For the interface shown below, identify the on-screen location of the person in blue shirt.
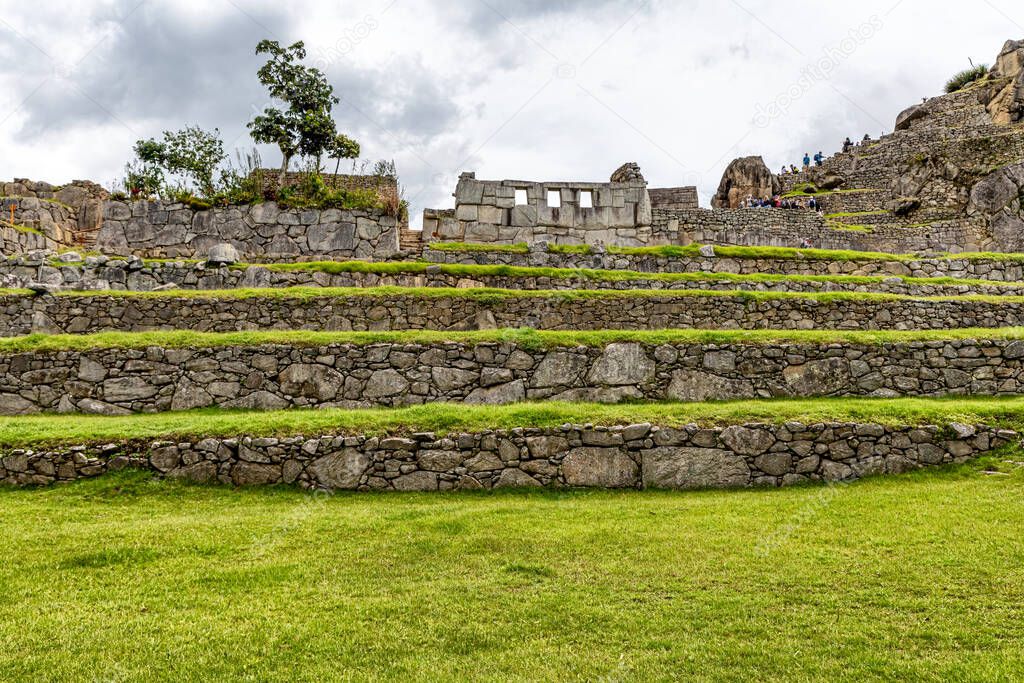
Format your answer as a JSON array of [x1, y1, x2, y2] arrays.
[[814, 151, 824, 166], [802, 153, 811, 170]]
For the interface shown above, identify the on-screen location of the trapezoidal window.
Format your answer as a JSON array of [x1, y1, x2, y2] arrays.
[[579, 190, 594, 208], [547, 190, 561, 208], [514, 189, 528, 205]]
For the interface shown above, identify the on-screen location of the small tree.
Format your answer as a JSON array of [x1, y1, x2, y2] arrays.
[[248, 39, 346, 185], [125, 138, 167, 197], [161, 126, 226, 198], [329, 133, 361, 178]]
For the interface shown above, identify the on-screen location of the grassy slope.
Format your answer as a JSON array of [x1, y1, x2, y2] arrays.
[[1, 467, 1023, 680], [242, 260, 1024, 289], [431, 241, 1024, 263], [3, 397, 1024, 447], [8, 326, 1024, 354], [5, 285, 1024, 305]]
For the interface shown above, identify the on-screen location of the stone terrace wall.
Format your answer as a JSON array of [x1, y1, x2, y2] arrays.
[[2, 422, 1014, 490], [422, 247, 1024, 281], [8, 258, 1024, 298], [649, 187, 699, 210], [7, 338, 1024, 416], [423, 172, 657, 247], [1, 179, 108, 251], [8, 291, 1024, 336], [96, 201, 401, 261], [656, 208, 986, 253]]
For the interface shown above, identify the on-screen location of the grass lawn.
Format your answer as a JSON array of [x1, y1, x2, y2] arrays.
[[1, 465, 1023, 680]]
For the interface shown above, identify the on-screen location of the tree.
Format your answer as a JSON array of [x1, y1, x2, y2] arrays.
[[248, 39, 346, 185], [160, 126, 226, 198], [329, 133, 361, 178], [126, 138, 168, 197]]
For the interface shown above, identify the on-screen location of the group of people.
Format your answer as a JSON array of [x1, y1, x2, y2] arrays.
[[741, 194, 819, 210], [779, 134, 875, 175]]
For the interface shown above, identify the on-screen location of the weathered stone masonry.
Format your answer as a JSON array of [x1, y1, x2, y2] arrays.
[[422, 247, 1024, 282], [5, 339, 1024, 416], [96, 201, 401, 261], [8, 291, 1024, 336], [1, 422, 1013, 491], [9, 258, 1024, 298]]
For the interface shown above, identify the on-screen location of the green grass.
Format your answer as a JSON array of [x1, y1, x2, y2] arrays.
[[156, 259, 1024, 290], [1, 465, 1024, 680], [10, 326, 1024, 354], [428, 241, 529, 253], [1, 221, 43, 235], [9, 284, 1024, 305], [824, 211, 890, 219], [3, 397, 1024, 448], [946, 64, 990, 93], [426, 240, 1024, 264]]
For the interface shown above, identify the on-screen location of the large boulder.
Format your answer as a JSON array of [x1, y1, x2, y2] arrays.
[[206, 242, 239, 265], [985, 39, 1024, 125], [610, 162, 645, 183], [711, 156, 780, 208]]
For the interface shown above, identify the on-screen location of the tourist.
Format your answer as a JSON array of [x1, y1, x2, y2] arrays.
[[842, 137, 853, 153], [809, 197, 817, 210], [803, 153, 811, 170], [790, 164, 799, 173], [814, 151, 824, 166], [800, 238, 813, 249]]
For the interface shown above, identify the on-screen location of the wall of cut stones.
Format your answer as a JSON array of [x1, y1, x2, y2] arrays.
[[423, 172, 657, 247], [1, 179, 108, 254], [5, 257, 1024, 298], [1, 422, 1013, 491], [7, 291, 1024, 336], [422, 247, 1024, 280], [96, 200, 401, 261], [654, 208, 986, 253], [6, 338, 1024, 416]]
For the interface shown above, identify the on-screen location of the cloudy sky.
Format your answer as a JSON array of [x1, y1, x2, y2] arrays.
[[0, 0, 1019, 225]]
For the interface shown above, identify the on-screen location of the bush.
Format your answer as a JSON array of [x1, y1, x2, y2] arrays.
[[945, 64, 989, 93]]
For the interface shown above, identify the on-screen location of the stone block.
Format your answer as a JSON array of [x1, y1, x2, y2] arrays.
[[562, 448, 638, 488]]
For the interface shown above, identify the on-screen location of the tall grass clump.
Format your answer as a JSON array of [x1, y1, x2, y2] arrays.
[[945, 64, 989, 93]]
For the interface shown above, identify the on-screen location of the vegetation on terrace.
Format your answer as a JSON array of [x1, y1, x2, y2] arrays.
[[6, 284, 1024, 305], [430, 241, 1024, 263], [2, 465, 1024, 679], [3, 397, 1024, 448], [227, 260, 1024, 290], [9, 327, 1024, 354]]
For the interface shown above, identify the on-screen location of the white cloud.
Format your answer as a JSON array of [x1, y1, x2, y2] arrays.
[[0, 0, 1019, 225]]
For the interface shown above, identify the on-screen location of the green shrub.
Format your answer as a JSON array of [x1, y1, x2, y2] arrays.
[[945, 64, 988, 93]]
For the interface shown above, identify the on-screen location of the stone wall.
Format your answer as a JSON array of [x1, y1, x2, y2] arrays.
[[6, 338, 1024, 416], [423, 170, 656, 247], [1, 179, 108, 251], [2, 421, 1014, 490], [96, 201, 401, 261], [8, 291, 1024, 336], [7, 257, 1024, 298], [649, 186, 700, 211], [422, 246, 1024, 281], [655, 208, 986, 253]]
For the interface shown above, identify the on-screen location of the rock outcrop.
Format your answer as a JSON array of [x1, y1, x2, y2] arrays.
[[711, 156, 781, 209], [984, 39, 1024, 125]]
